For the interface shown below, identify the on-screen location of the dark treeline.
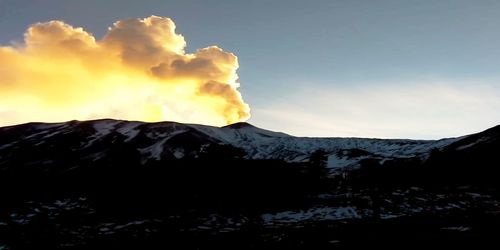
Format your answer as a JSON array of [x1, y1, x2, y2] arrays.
[[0, 153, 326, 218]]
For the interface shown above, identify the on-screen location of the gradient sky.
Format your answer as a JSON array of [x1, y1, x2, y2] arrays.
[[1, 0, 500, 139]]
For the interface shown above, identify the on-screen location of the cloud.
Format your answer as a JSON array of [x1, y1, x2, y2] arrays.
[[0, 16, 250, 127], [102, 16, 186, 67], [251, 81, 500, 139]]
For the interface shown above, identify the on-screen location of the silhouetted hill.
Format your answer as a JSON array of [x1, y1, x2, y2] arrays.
[[1, 119, 499, 249]]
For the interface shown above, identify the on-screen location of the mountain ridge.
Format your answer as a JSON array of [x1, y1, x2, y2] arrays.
[[2, 118, 465, 140], [0, 118, 484, 172]]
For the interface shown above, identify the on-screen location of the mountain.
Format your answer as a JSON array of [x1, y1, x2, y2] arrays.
[[1, 119, 500, 249], [0, 119, 459, 173]]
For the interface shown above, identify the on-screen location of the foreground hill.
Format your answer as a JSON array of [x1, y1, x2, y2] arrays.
[[0, 119, 499, 249]]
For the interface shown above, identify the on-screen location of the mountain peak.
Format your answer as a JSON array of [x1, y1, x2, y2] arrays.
[[222, 122, 255, 129]]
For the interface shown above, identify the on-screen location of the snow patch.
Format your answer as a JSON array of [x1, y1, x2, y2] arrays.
[[0, 143, 13, 150], [262, 206, 360, 225], [93, 120, 121, 135], [83, 120, 122, 147], [456, 136, 489, 151], [138, 138, 168, 161], [441, 226, 471, 232], [137, 129, 190, 161], [327, 154, 365, 169], [113, 220, 148, 230], [172, 148, 185, 159], [116, 122, 141, 142]]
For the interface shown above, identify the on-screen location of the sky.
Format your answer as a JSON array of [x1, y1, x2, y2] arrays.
[[1, 0, 500, 139]]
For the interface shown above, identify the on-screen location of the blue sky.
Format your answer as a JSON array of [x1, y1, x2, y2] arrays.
[[1, 0, 500, 139]]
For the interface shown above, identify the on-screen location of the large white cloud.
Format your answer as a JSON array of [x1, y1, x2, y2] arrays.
[[0, 16, 250, 127]]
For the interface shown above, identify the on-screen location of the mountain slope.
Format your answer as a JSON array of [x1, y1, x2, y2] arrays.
[[0, 119, 461, 172], [2, 119, 500, 249]]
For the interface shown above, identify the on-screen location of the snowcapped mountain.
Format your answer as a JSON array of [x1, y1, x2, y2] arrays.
[[0, 119, 461, 172]]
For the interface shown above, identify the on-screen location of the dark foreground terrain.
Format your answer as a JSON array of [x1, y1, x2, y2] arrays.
[[1, 120, 499, 249]]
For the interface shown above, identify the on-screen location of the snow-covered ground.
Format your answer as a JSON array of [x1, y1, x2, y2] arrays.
[[188, 122, 460, 168], [261, 206, 361, 225]]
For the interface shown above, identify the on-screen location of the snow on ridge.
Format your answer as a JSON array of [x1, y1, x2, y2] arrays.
[[188, 123, 289, 143], [37, 123, 68, 129], [181, 122, 462, 166], [92, 120, 122, 136], [224, 125, 290, 138], [188, 124, 232, 143], [1, 119, 465, 167], [213, 133, 458, 163], [116, 122, 142, 142], [80, 120, 123, 148], [22, 123, 69, 140], [455, 136, 489, 151], [67, 120, 462, 162]]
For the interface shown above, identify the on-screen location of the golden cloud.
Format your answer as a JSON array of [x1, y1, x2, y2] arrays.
[[0, 16, 250, 126]]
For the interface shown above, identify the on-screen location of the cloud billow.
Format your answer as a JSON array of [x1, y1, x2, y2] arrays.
[[0, 16, 250, 126]]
